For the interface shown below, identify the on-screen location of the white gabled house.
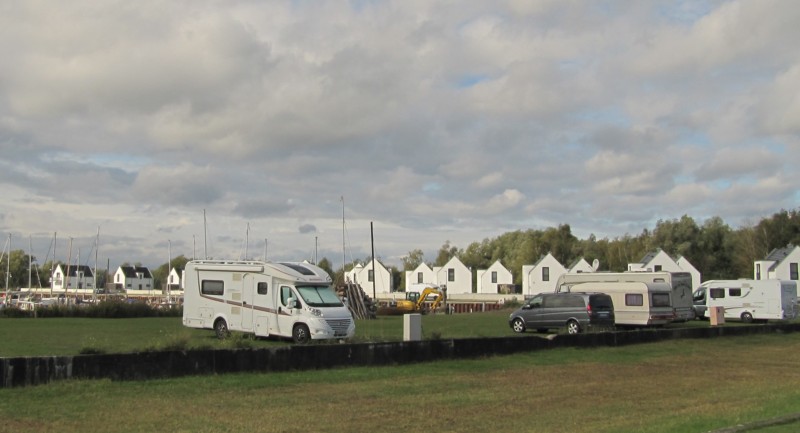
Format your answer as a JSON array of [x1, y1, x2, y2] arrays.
[[522, 253, 567, 295], [167, 267, 182, 293], [477, 260, 513, 294], [628, 249, 701, 289], [434, 256, 472, 295], [404, 262, 436, 291], [51, 264, 95, 292], [345, 260, 393, 294], [754, 245, 800, 282], [567, 257, 595, 274], [114, 265, 155, 292]]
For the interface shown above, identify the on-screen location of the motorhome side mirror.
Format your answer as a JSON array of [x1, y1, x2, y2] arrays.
[[522, 304, 531, 310], [287, 297, 299, 309]]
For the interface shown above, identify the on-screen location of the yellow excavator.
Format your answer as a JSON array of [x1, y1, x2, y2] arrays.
[[377, 286, 446, 315]]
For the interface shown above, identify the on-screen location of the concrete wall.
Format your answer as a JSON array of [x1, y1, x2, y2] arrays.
[[2, 323, 798, 388]]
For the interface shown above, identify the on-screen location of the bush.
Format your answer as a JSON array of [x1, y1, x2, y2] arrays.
[[2, 300, 183, 319]]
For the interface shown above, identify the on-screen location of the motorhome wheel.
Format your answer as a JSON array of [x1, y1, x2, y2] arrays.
[[741, 312, 754, 323], [214, 319, 229, 339], [293, 324, 310, 344]]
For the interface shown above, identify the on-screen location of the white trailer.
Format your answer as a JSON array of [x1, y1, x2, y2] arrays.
[[557, 281, 675, 326], [692, 279, 797, 323], [555, 271, 694, 321], [182, 260, 355, 343]]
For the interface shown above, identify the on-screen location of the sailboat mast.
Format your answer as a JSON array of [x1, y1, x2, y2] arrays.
[[341, 196, 345, 274]]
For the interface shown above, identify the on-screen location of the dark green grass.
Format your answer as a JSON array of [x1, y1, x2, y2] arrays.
[[1, 334, 800, 433]]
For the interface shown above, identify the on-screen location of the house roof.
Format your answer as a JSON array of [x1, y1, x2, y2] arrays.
[[118, 266, 153, 278], [57, 264, 94, 278], [763, 245, 798, 270]]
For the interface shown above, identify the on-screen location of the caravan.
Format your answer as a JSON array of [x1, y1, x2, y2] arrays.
[[555, 271, 694, 321], [692, 279, 797, 323], [557, 281, 675, 326], [182, 260, 355, 343]]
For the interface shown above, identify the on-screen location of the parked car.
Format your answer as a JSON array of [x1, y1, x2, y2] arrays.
[[508, 292, 615, 334]]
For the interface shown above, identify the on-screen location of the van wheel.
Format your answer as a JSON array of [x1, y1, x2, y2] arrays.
[[511, 318, 526, 333], [741, 312, 754, 323], [293, 324, 311, 344], [214, 319, 230, 339], [566, 320, 581, 335]]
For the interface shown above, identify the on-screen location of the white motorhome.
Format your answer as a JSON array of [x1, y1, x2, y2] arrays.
[[557, 281, 675, 326], [555, 271, 694, 321], [182, 260, 355, 343], [692, 279, 797, 323]]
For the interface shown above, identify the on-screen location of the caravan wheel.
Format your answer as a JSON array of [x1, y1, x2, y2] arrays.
[[293, 324, 310, 344], [214, 318, 230, 339]]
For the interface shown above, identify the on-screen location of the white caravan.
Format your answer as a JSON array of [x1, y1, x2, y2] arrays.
[[692, 279, 797, 323], [557, 281, 675, 326], [182, 260, 355, 343], [555, 271, 694, 321]]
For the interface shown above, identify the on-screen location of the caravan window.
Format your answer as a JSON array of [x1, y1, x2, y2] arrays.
[[257, 282, 268, 295], [201, 280, 224, 296], [651, 293, 670, 307], [729, 288, 741, 297], [710, 288, 725, 299], [625, 294, 643, 306]]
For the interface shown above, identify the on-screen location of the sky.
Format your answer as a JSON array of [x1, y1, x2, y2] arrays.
[[1, 0, 799, 273]]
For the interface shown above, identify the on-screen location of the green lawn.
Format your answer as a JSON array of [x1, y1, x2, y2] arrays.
[[1, 333, 799, 433], [0, 310, 738, 357]]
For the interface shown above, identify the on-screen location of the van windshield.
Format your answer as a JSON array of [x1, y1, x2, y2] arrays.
[[296, 285, 343, 307]]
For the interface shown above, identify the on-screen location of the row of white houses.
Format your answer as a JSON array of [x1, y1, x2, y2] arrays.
[[49, 264, 182, 294], [371, 245, 799, 296], [41, 244, 800, 297]]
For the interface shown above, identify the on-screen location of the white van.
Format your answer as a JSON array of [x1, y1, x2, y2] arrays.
[[692, 279, 797, 323], [555, 271, 694, 321], [182, 260, 355, 343], [557, 281, 675, 326]]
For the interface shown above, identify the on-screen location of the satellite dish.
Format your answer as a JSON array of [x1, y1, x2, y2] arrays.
[[591, 259, 600, 272]]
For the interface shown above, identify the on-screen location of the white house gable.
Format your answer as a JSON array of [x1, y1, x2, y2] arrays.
[[477, 260, 513, 294], [523, 253, 566, 295], [404, 263, 435, 291], [434, 257, 472, 295], [755, 245, 800, 282]]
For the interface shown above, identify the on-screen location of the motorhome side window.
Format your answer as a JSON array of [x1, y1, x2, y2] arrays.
[[710, 288, 725, 299], [201, 280, 224, 296], [651, 293, 670, 307], [257, 282, 268, 295], [729, 288, 741, 297], [625, 294, 643, 306]]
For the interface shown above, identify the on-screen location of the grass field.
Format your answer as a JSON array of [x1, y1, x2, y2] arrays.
[[0, 311, 525, 357], [0, 309, 729, 357], [1, 331, 799, 432]]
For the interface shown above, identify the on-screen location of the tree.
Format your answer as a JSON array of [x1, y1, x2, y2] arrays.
[[401, 249, 424, 271], [316, 257, 334, 280], [434, 241, 459, 267]]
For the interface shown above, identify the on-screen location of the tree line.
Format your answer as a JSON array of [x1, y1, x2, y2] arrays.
[[2, 209, 798, 292]]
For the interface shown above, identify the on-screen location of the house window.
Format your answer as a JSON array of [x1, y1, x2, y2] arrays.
[[791, 263, 798, 280], [491, 271, 497, 284], [417, 272, 423, 283], [368, 270, 374, 282], [542, 267, 550, 282], [756, 264, 761, 280], [625, 294, 643, 306], [116, 274, 121, 283], [448, 268, 455, 282], [654, 265, 662, 271]]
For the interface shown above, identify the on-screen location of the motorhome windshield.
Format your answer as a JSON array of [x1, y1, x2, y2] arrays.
[[296, 285, 343, 307]]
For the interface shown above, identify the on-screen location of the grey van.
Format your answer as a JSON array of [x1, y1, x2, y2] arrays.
[[509, 292, 615, 334]]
